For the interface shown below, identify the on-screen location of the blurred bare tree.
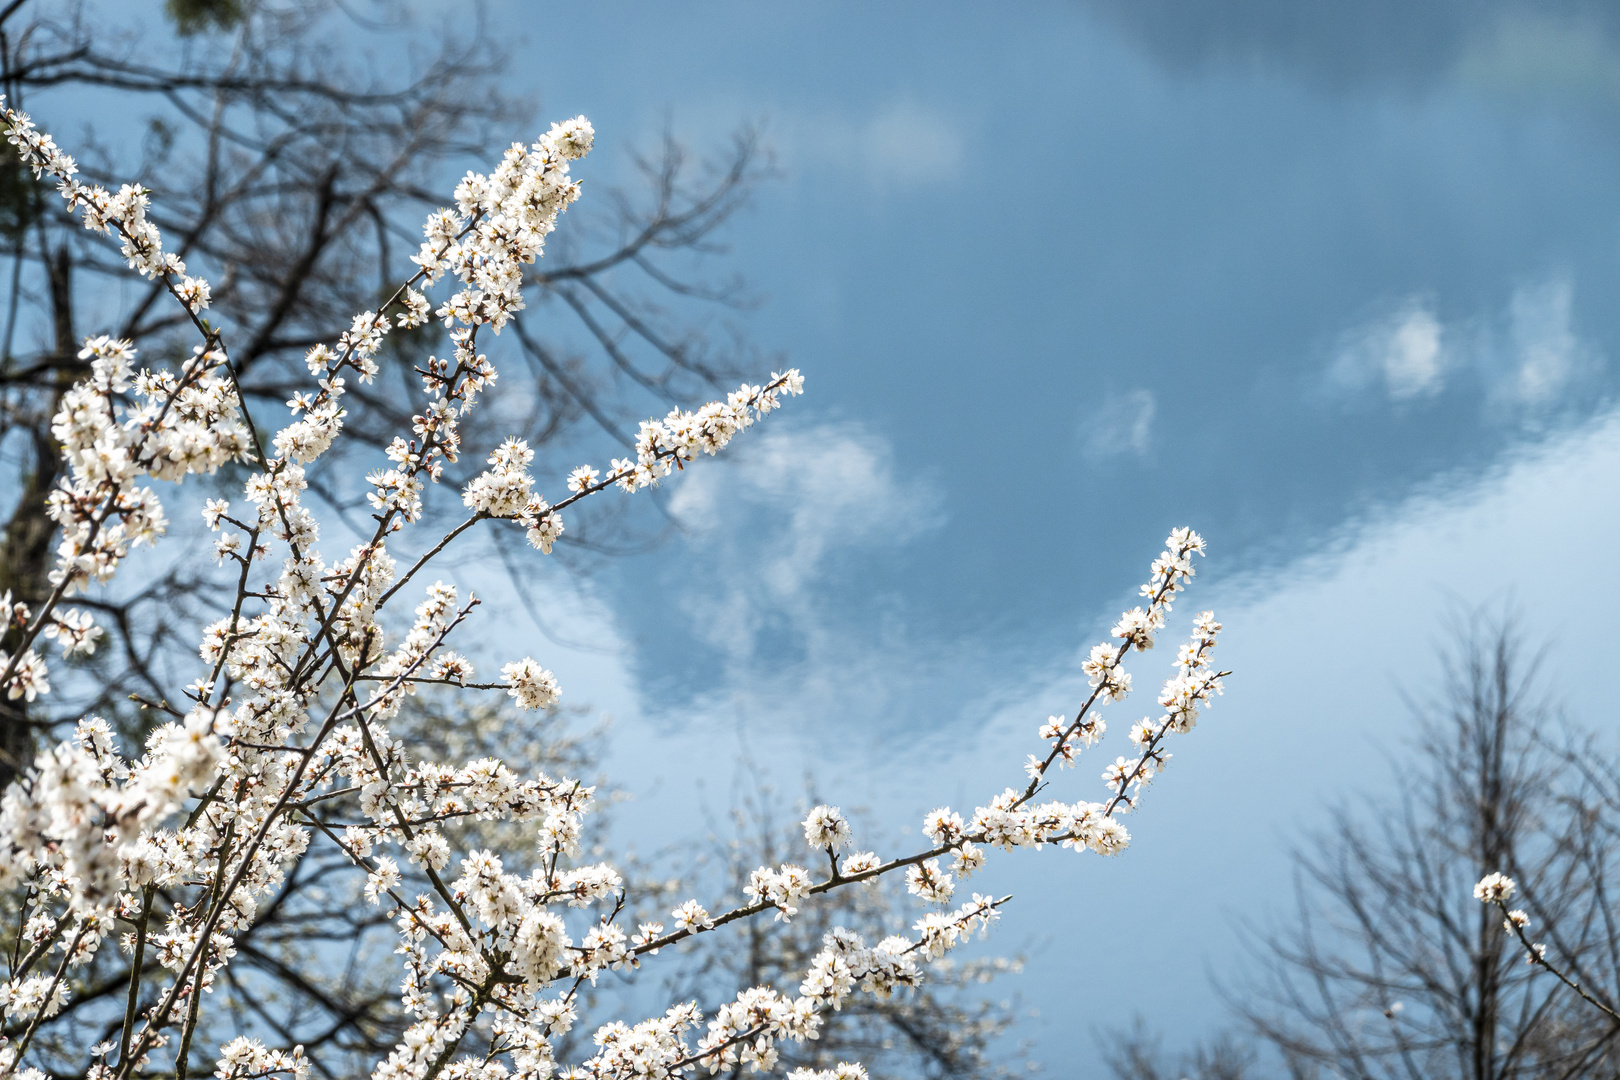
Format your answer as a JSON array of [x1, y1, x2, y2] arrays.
[[0, 0, 780, 1071], [1101, 1018, 1256, 1080], [1104, 614, 1620, 1080], [0, 0, 769, 787]]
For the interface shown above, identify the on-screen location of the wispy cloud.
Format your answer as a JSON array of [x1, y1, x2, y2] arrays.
[[667, 421, 941, 663], [1079, 389, 1156, 460], [1324, 276, 1602, 415], [1329, 298, 1447, 400], [1502, 277, 1597, 410], [858, 100, 964, 186], [775, 99, 967, 190]]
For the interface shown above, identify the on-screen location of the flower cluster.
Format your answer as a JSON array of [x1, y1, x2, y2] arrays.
[[1081, 528, 1205, 706], [1040, 530, 1223, 812], [1105, 608, 1223, 809], [0, 331, 255, 704], [799, 895, 1001, 1013], [608, 374, 805, 495], [502, 658, 560, 711], [419, 117, 594, 321], [691, 986, 818, 1074], [215, 1037, 309, 1080], [746, 864, 817, 921], [1474, 872, 1515, 903], [1472, 872, 1552, 970], [8, 113, 180, 282], [460, 371, 806, 556], [803, 805, 853, 852], [0, 710, 222, 916]]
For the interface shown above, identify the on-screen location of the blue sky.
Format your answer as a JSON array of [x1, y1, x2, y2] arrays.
[[488, 0, 1620, 633]]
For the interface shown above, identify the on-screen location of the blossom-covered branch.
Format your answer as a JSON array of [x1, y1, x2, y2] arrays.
[[0, 98, 1227, 1080], [1474, 872, 1620, 1025]]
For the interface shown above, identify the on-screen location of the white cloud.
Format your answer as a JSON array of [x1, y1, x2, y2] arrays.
[[776, 99, 966, 190], [1383, 306, 1446, 399], [1080, 388, 1156, 460], [1330, 298, 1447, 400], [1504, 276, 1595, 409], [667, 421, 941, 662], [859, 100, 964, 186], [1326, 276, 1603, 414]]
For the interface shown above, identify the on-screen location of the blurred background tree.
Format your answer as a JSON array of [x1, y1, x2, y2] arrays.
[[0, 0, 768, 786], [1104, 614, 1620, 1079]]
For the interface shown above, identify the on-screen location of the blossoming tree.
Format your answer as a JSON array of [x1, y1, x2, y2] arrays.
[[0, 102, 1229, 1080], [0, 0, 769, 791]]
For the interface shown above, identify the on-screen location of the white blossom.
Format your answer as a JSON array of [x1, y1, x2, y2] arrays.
[[1475, 872, 1516, 903], [502, 658, 559, 711], [804, 805, 853, 852]]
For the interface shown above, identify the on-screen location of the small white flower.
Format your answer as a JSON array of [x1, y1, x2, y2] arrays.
[[1474, 872, 1516, 903]]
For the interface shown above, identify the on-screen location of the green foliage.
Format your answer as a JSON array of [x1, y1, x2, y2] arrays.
[[163, 0, 245, 36], [0, 158, 42, 244]]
